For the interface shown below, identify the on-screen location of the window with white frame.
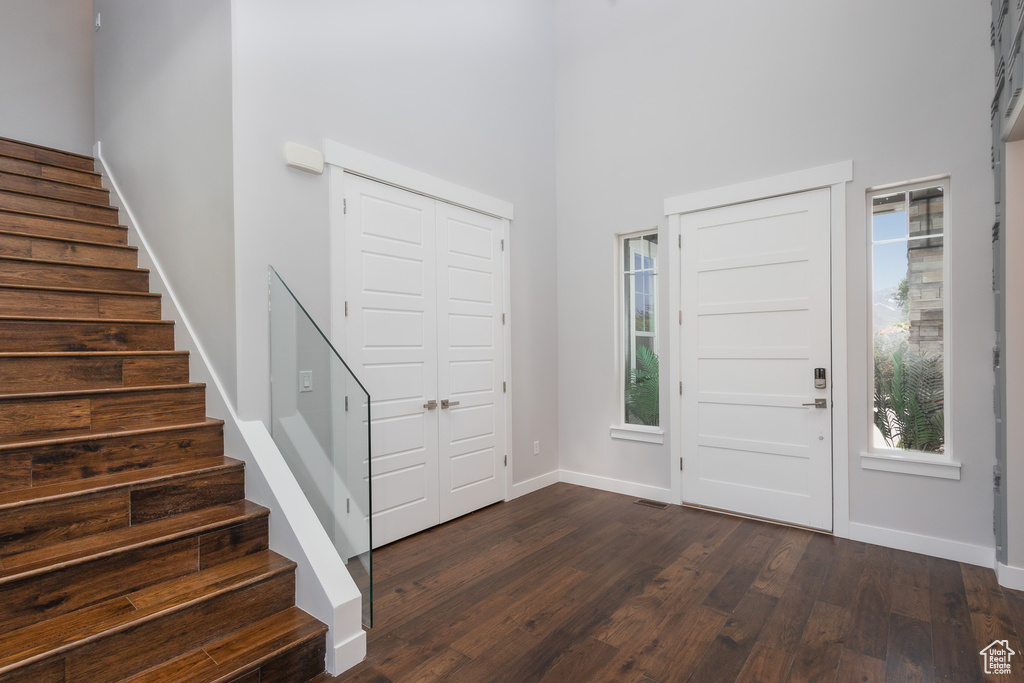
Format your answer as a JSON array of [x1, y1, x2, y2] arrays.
[[869, 179, 947, 455], [621, 231, 659, 426]]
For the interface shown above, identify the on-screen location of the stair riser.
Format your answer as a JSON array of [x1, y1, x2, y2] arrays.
[[0, 173, 109, 208], [130, 467, 246, 525], [0, 232, 137, 268], [0, 289, 160, 320], [258, 634, 328, 683], [0, 259, 148, 292], [0, 490, 129, 557], [0, 421, 221, 492], [66, 571, 296, 683], [0, 467, 244, 557], [0, 211, 127, 245], [0, 139, 95, 173], [199, 516, 270, 570], [0, 387, 206, 440], [0, 514, 269, 639], [0, 191, 118, 225], [0, 657, 62, 683], [0, 156, 102, 189], [0, 354, 189, 395], [0, 320, 174, 352]]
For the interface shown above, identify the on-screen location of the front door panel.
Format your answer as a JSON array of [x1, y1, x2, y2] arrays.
[[681, 188, 833, 530]]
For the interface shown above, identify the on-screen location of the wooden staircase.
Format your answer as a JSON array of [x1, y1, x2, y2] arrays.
[[0, 137, 329, 683]]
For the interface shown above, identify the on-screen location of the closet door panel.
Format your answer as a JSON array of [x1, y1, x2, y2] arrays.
[[344, 175, 440, 548], [436, 202, 506, 523]]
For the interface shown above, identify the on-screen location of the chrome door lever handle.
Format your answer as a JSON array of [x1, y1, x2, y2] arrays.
[[802, 398, 828, 408], [423, 399, 437, 410], [441, 399, 460, 409]]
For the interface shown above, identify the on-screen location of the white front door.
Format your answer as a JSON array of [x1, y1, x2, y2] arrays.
[[343, 175, 506, 547], [680, 188, 833, 531]]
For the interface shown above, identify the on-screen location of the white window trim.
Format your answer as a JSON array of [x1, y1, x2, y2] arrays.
[[864, 176, 957, 479], [860, 450, 961, 480], [610, 424, 665, 444], [613, 228, 662, 439]]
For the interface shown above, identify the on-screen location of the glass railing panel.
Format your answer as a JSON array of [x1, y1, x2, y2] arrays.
[[268, 266, 372, 627]]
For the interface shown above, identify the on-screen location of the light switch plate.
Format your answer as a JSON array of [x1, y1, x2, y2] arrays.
[[299, 370, 313, 393]]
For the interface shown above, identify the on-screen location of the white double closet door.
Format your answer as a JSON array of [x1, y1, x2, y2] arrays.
[[342, 174, 506, 548]]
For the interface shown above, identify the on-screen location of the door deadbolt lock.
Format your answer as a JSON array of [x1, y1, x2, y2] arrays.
[[814, 368, 827, 389], [802, 398, 828, 409]]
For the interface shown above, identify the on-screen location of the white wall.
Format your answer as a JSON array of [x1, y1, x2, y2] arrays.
[[93, 0, 237, 406], [0, 0, 94, 154], [231, 0, 559, 486], [555, 0, 996, 551]]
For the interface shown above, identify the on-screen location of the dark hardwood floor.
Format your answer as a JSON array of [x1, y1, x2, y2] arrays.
[[330, 483, 1024, 683]]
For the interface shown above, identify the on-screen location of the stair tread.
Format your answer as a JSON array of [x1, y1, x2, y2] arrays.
[[0, 186, 116, 209], [0, 207, 128, 230], [0, 155, 103, 188], [0, 191, 118, 229], [0, 137, 95, 163], [0, 253, 147, 273], [0, 382, 204, 401], [0, 282, 159, 297], [0, 384, 208, 446], [0, 168, 110, 195], [123, 606, 327, 683], [0, 171, 111, 210], [0, 314, 171, 324], [0, 417, 221, 452], [0, 227, 136, 251], [0, 350, 188, 358], [0, 499, 268, 578], [0, 456, 241, 510], [0, 549, 295, 674]]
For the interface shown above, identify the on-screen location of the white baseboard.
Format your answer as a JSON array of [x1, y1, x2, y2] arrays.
[[509, 470, 560, 499], [333, 628, 367, 674], [848, 522, 995, 567], [559, 469, 671, 503], [997, 562, 1024, 591]]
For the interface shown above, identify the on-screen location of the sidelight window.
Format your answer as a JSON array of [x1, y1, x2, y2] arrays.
[[621, 231, 659, 427], [869, 179, 948, 455]]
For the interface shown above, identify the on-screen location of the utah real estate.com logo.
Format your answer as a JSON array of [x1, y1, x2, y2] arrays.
[[980, 640, 1016, 675]]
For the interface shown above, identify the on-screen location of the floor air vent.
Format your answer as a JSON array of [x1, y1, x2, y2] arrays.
[[634, 498, 668, 509]]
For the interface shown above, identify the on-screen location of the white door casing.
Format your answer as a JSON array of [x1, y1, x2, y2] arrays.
[[341, 174, 507, 547], [680, 188, 834, 531]]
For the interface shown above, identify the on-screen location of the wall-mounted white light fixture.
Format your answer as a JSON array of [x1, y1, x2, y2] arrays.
[[284, 142, 324, 175]]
